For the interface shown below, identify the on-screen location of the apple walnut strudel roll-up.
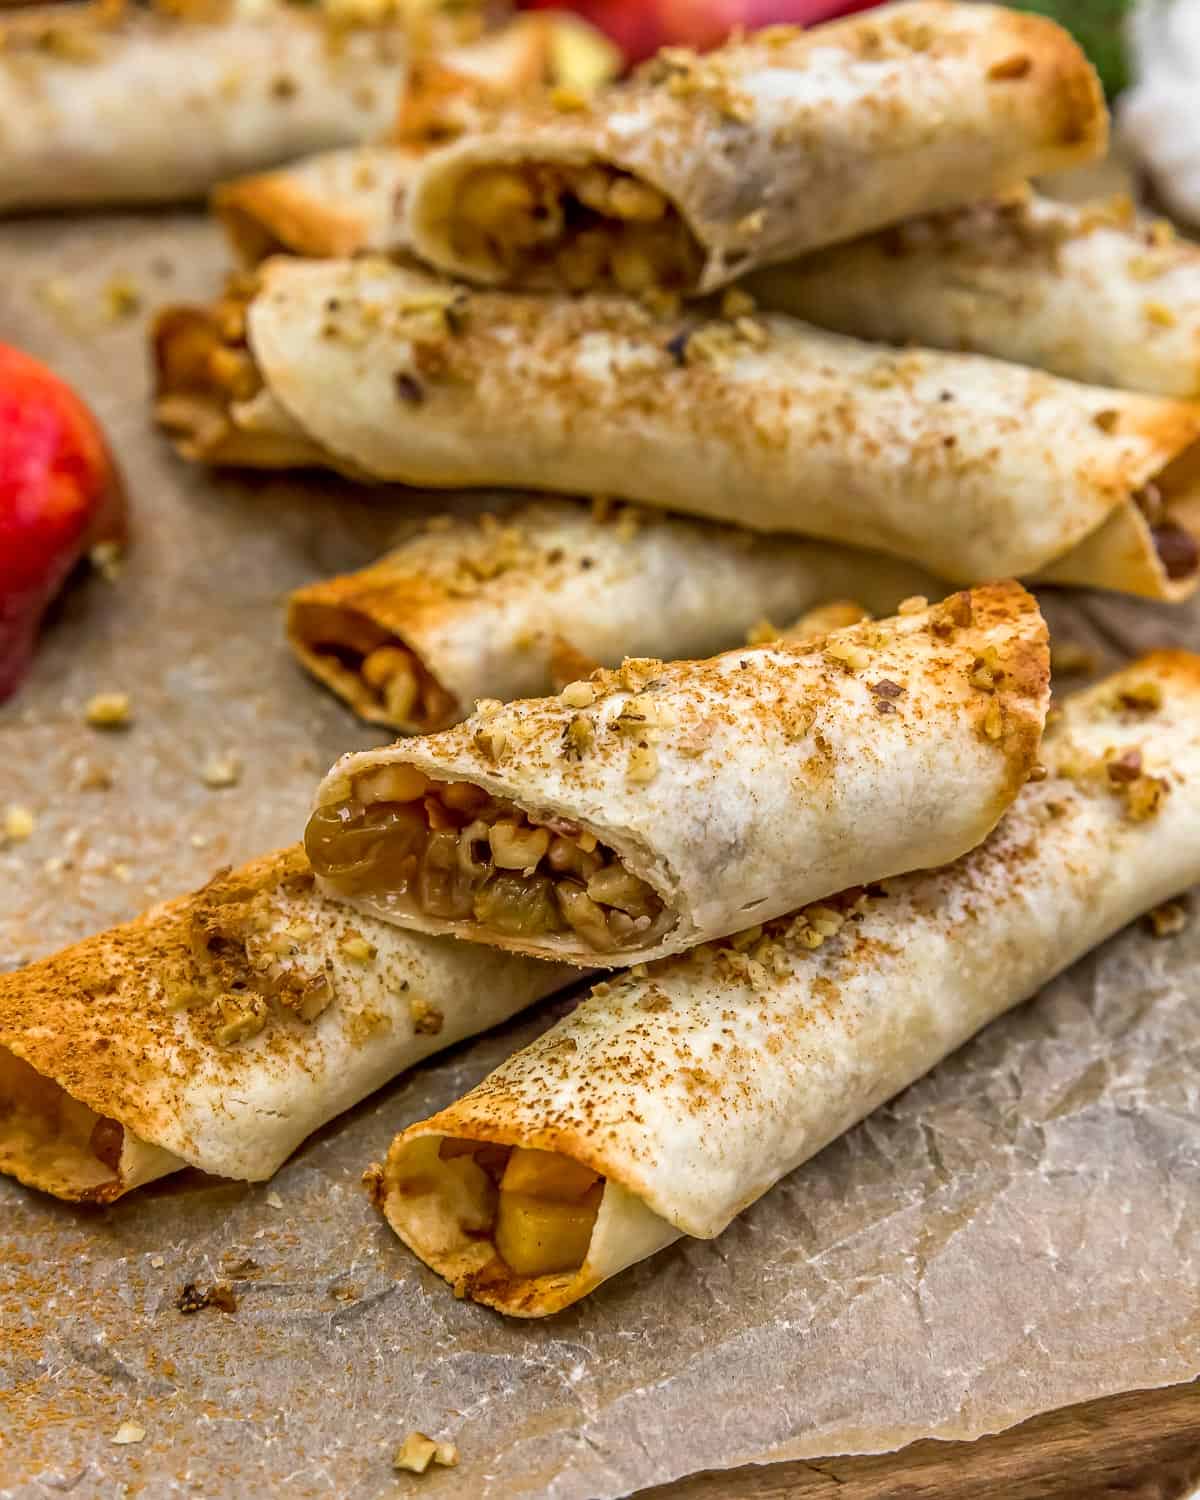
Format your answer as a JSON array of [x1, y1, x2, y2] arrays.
[[748, 194, 1200, 399], [0, 0, 408, 213], [402, 1, 1105, 296], [286, 499, 939, 733], [374, 651, 1200, 1316], [0, 848, 571, 1203], [152, 257, 1200, 598], [305, 581, 1049, 967]]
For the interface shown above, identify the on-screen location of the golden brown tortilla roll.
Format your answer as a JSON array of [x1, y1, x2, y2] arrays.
[[306, 582, 1049, 966], [748, 193, 1200, 399], [376, 652, 1200, 1315], [0, 0, 407, 212], [286, 499, 939, 732], [404, 2, 1105, 296], [154, 256, 1200, 600], [0, 848, 570, 1202]]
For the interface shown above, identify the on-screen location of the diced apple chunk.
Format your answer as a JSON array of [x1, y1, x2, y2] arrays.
[[494, 1184, 603, 1277], [500, 1146, 600, 1201]]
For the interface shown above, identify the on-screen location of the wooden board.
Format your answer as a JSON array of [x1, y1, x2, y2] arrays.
[[641, 1380, 1200, 1499]]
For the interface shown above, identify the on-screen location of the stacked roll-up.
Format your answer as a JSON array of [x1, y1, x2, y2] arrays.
[[155, 255, 1200, 598], [376, 652, 1200, 1314]]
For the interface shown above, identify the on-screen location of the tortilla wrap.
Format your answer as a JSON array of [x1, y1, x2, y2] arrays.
[[157, 255, 1200, 600], [377, 651, 1200, 1316], [211, 17, 562, 263], [287, 498, 939, 733], [0, 1, 409, 212], [0, 847, 570, 1203], [748, 193, 1200, 399], [306, 581, 1049, 966], [404, 2, 1105, 297]]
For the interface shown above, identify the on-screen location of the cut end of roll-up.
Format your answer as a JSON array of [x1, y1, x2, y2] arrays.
[[1039, 433, 1200, 600], [0, 1047, 182, 1204], [376, 1130, 679, 1318], [152, 282, 334, 469], [307, 581, 1049, 966], [405, 2, 1106, 296], [288, 593, 462, 734]]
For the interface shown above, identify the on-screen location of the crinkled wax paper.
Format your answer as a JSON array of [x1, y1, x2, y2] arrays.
[[2, 215, 1199, 1500]]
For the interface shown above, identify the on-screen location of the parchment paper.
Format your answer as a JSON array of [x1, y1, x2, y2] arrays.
[[2, 213, 1200, 1500]]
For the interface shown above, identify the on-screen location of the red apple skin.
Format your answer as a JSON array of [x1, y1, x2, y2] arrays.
[[523, 0, 879, 61], [0, 344, 127, 702]]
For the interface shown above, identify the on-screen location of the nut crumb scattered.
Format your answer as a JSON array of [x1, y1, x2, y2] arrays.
[[85, 692, 132, 729], [1146, 900, 1188, 938], [89, 540, 125, 581], [201, 753, 242, 788], [175, 1280, 237, 1315], [266, 1190, 284, 1209], [409, 995, 443, 1035], [897, 595, 928, 615], [393, 1432, 459, 1474], [2, 805, 35, 843], [112, 1422, 146, 1446], [149, 1255, 165, 1269]]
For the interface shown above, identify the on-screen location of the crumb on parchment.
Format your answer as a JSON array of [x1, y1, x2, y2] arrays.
[[85, 692, 132, 729], [393, 1432, 459, 1475]]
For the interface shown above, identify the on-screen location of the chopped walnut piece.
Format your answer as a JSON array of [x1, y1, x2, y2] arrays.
[[982, 700, 1004, 741], [746, 618, 780, 645], [409, 995, 444, 1035], [627, 741, 659, 785], [340, 934, 377, 963], [824, 640, 870, 673], [111, 1422, 146, 1446], [201, 753, 242, 789], [85, 692, 132, 729], [1146, 900, 1188, 938], [1106, 749, 1143, 784], [393, 1433, 458, 1474], [561, 680, 597, 709], [897, 595, 928, 615], [473, 723, 509, 763], [1124, 773, 1169, 822], [2, 804, 35, 843]]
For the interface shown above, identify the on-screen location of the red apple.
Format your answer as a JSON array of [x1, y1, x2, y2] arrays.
[[0, 344, 127, 701], [522, 0, 879, 62]]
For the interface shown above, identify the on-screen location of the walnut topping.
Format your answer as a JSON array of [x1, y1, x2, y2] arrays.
[[1106, 748, 1143, 784], [215, 995, 269, 1046], [931, 592, 973, 637], [982, 699, 1004, 741], [473, 723, 510, 763], [563, 714, 595, 760], [746, 618, 780, 645], [1093, 409, 1120, 434], [720, 287, 757, 320], [824, 639, 870, 673], [340, 934, 377, 963], [561, 680, 597, 709], [627, 741, 659, 785], [1123, 772, 1169, 822], [1146, 900, 1188, 938], [1115, 680, 1164, 715], [393, 1433, 458, 1474], [897, 595, 928, 615], [111, 1423, 146, 1446], [1051, 640, 1097, 678], [409, 995, 443, 1035]]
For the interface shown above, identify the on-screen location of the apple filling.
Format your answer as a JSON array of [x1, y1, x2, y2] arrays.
[[439, 1140, 603, 1278], [289, 602, 460, 730], [305, 764, 670, 952], [449, 161, 703, 292], [0, 1046, 126, 1187]]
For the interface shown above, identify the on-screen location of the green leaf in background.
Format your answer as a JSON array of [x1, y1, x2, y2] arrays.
[[1006, 0, 1135, 95]]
